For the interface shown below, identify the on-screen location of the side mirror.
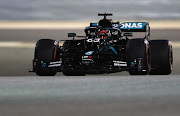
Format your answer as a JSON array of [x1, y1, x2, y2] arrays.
[[68, 33, 76, 37], [124, 32, 133, 37]]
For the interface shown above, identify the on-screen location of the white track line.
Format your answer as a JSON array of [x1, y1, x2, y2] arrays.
[[0, 41, 64, 48], [0, 41, 179, 48], [171, 42, 180, 48], [0, 21, 180, 29], [0, 42, 35, 48], [0, 22, 89, 29]]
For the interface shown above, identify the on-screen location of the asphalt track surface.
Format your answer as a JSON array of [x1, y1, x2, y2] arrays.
[[0, 29, 180, 116], [1, 76, 180, 116]]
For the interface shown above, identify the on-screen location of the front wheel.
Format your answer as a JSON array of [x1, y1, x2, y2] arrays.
[[34, 39, 58, 76]]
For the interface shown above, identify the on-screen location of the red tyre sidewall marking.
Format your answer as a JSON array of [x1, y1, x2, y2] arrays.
[[169, 41, 172, 72], [146, 42, 150, 72], [54, 43, 59, 61]]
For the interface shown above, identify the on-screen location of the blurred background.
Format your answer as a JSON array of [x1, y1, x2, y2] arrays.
[[1, 0, 180, 21], [0, 0, 180, 76]]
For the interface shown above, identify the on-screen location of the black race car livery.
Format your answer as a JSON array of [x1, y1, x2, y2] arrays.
[[30, 13, 173, 76]]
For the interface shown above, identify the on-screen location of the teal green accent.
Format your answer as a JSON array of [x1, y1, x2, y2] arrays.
[[92, 23, 98, 26], [109, 46, 118, 55], [131, 62, 134, 66], [99, 46, 118, 55], [43, 63, 46, 68]]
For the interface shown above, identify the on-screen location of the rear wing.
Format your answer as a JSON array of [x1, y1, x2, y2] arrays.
[[120, 22, 150, 40]]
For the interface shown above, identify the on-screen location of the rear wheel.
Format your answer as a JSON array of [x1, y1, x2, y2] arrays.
[[149, 40, 173, 75], [127, 38, 150, 75], [34, 39, 58, 76]]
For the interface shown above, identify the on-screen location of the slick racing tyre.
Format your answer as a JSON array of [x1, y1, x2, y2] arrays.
[[149, 40, 173, 75], [34, 39, 59, 76], [127, 38, 150, 75]]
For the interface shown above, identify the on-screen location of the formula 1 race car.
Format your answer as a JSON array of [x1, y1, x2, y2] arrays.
[[29, 13, 173, 76]]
